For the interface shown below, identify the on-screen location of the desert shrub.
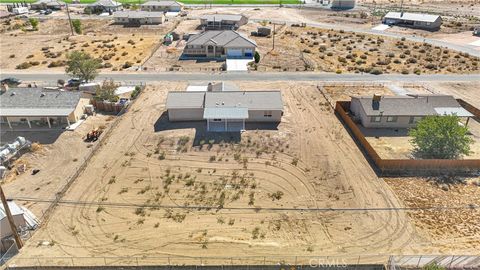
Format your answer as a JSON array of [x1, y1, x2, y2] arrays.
[[369, 68, 383, 75], [122, 61, 133, 69], [16, 62, 32, 69]]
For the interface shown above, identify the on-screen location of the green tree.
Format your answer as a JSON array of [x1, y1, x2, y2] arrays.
[[29, 18, 39, 31], [409, 115, 473, 159], [72, 19, 82, 34], [254, 51, 260, 63], [423, 263, 445, 270], [65, 51, 101, 82], [95, 80, 119, 102]]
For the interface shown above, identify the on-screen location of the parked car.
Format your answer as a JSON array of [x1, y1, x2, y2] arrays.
[[44, 9, 52, 15], [1, 77, 21, 86], [67, 78, 85, 88]]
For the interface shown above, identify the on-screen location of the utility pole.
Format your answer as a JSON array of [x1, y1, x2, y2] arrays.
[[65, 3, 74, 36], [0, 185, 23, 249]]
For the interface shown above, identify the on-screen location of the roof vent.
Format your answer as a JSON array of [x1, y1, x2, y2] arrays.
[[222, 101, 225, 105], [10, 92, 16, 96], [40, 93, 46, 97]]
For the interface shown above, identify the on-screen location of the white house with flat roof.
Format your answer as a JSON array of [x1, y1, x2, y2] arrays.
[[382, 12, 442, 31], [166, 82, 283, 132]]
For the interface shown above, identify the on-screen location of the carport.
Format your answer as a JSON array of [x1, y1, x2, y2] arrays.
[[203, 107, 248, 132]]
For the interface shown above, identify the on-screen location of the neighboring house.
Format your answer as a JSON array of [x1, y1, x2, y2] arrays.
[[200, 14, 248, 30], [0, 201, 38, 240], [330, 0, 355, 9], [113, 11, 165, 25], [140, 0, 184, 12], [474, 26, 480, 37], [382, 12, 442, 31], [183, 30, 256, 59], [0, 88, 89, 129], [350, 94, 474, 128], [87, 0, 122, 13], [166, 82, 283, 132], [30, 0, 65, 10]]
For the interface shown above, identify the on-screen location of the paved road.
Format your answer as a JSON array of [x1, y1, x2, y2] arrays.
[[2, 72, 479, 83]]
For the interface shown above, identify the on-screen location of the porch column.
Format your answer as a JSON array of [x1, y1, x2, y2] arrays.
[[26, 117, 31, 128], [67, 117, 71, 127], [6, 117, 12, 129], [46, 116, 51, 128], [242, 119, 245, 131], [207, 119, 210, 131], [224, 119, 227, 131]]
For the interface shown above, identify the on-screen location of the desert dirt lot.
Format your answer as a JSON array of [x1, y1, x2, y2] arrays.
[[0, 18, 174, 71], [8, 81, 480, 267]]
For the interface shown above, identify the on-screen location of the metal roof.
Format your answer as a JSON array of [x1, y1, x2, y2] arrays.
[[187, 30, 256, 48], [113, 11, 165, 18], [0, 201, 39, 229], [200, 14, 246, 22], [205, 91, 283, 110], [0, 88, 81, 117], [142, 0, 183, 6], [203, 107, 248, 119], [166, 92, 205, 109], [352, 95, 467, 117], [383, 12, 441, 23]]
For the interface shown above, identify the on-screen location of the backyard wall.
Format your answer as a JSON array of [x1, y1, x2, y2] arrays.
[[335, 100, 480, 176]]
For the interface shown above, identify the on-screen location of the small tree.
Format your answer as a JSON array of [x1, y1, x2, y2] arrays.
[[66, 51, 101, 82], [254, 51, 260, 63], [409, 115, 473, 159], [95, 80, 119, 102], [29, 18, 39, 31], [72, 19, 82, 34]]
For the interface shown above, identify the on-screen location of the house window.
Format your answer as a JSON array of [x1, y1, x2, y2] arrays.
[[409, 116, 423, 124], [386, 116, 398, 122], [264, 111, 272, 117], [370, 116, 381, 123]]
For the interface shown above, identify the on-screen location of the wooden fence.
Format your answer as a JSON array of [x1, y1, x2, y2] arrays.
[[335, 101, 480, 176], [90, 100, 126, 114]]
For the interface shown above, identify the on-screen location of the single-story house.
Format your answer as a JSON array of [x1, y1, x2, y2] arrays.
[[0, 88, 89, 129], [87, 0, 122, 13], [166, 83, 283, 132], [140, 0, 184, 12], [474, 26, 480, 37], [1, 201, 38, 240], [183, 30, 256, 59], [200, 14, 248, 30], [330, 0, 355, 10], [350, 94, 474, 128], [113, 11, 165, 25], [30, 0, 65, 10], [382, 12, 442, 31]]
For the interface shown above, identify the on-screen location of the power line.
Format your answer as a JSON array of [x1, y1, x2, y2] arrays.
[[10, 197, 480, 212]]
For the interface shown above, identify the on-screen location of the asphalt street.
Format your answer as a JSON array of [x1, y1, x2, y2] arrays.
[[2, 72, 479, 83]]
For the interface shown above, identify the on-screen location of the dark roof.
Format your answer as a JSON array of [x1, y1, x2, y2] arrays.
[[0, 88, 81, 117], [352, 95, 465, 116], [187, 30, 256, 48]]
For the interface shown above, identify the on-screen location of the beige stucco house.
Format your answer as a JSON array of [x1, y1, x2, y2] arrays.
[[113, 11, 165, 25], [0, 88, 89, 129], [200, 14, 248, 30], [140, 0, 184, 12], [166, 82, 283, 132], [183, 30, 256, 59], [350, 94, 473, 128]]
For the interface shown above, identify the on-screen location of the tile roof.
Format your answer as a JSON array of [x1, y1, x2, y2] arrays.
[[0, 88, 81, 117], [352, 95, 467, 116], [384, 12, 441, 23], [187, 30, 256, 47]]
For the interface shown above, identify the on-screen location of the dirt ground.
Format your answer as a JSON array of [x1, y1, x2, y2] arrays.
[[1, 114, 114, 218], [7, 81, 479, 267], [0, 18, 174, 71]]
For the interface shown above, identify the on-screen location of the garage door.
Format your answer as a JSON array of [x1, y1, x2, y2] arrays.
[[227, 49, 242, 57]]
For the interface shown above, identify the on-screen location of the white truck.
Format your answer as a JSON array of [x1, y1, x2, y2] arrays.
[[13, 7, 29, 15]]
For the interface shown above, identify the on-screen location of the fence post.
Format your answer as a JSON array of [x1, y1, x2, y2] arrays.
[[104, 257, 107, 266], [71, 257, 74, 266]]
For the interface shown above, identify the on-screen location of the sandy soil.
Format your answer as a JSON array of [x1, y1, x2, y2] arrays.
[[365, 118, 480, 160], [0, 18, 174, 71], [8, 81, 480, 267], [1, 114, 114, 218]]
